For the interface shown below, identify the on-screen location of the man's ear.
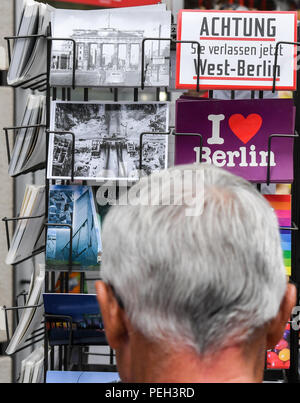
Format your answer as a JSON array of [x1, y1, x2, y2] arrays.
[[95, 281, 128, 350], [266, 283, 297, 350]]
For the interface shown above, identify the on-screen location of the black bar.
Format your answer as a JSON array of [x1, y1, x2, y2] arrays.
[[156, 87, 160, 102], [50, 346, 55, 371], [4, 128, 11, 164], [44, 331, 49, 380], [2, 303, 43, 312], [24, 332, 45, 344], [113, 88, 118, 102], [4, 34, 46, 40], [80, 273, 85, 294], [110, 348, 114, 366], [37, 86, 47, 93], [45, 271, 49, 295], [12, 73, 47, 90], [64, 345, 69, 371], [0, 70, 7, 87], [84, 88, 89, 102], [2, 214, 45, 222], [6, 39, 11, 65], [3, 306, 10, 341], [59, 273, 64, 294], [30, 325, 46, 335], [4, 124, 47, 131], [21, 76, 47, 90], [59, 346, 63, 371], [19, 73, 47, 89], [4, 219, 10, 250], [51, 272, 56, 293], [83, 351, 115, 358], [65, 272, 69, 294]]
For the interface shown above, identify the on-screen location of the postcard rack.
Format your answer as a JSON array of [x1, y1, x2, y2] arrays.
[[1, 12, 300, 384], [2, 215, 46, 265], [2, 124, 47, 177], [2, 301, 45, 356]]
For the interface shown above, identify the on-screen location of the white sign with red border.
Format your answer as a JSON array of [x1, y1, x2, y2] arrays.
[[176, 10, 298, 91]]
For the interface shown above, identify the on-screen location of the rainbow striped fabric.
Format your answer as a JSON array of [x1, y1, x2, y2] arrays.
[[264, 195, 291, 277]]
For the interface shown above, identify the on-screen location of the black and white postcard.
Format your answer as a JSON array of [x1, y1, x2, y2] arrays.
[[48, 101, 169, 181], [50, 8, 171, 87]]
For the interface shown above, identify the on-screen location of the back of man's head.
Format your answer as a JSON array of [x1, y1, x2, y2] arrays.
[[97, 164, 295, 383]]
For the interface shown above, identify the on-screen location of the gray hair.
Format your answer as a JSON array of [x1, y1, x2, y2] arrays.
[[100, 164, 287, 355]]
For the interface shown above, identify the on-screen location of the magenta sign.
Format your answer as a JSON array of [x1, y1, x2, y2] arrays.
[[175, 98, 295, 183]]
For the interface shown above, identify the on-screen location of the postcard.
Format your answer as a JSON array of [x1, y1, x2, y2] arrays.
[[50, 8, 171, 87], [46, 185, 102, 271], [43, 293, 107, 346], [48, 101, 169, 181]]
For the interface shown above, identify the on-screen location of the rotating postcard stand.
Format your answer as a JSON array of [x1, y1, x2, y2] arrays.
[[139, 34, 300, 383], [2, 13, 300, 383]]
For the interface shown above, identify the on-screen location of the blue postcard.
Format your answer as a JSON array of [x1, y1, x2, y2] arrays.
[[43, 293, 107, 346], [46, 185, 102, 270]]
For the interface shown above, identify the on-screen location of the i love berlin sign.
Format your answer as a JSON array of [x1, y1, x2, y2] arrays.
[[52, 0, 161, 7], [175, 98, 295, 183]]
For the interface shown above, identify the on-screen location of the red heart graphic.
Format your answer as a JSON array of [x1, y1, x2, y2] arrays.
[[229, 114, 263, 144]]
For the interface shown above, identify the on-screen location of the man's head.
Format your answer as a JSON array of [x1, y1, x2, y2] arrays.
[[96, 164, 296, 383]]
